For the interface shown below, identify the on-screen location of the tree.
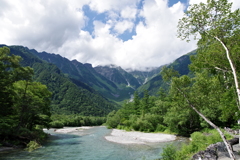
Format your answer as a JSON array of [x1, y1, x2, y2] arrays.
[[0, 47, 33, 115], [133, 91, 141, 115], [0, 47, 33, 136], [177, 0, 240, 159], [177, 0, 240, 109], [0, 46, 52, 147], [170, 74, 236, 159], [13, 80, 52, 132], [141, 90, 150, 118]]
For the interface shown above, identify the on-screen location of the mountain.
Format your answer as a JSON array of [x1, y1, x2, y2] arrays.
[[32, 51, 135, 102], [1, 44, 196, 106], [137, 51, 196, 96], [94, 64, 141, 89], [126, 66, 163, 85], [1, 45, 119, 116]]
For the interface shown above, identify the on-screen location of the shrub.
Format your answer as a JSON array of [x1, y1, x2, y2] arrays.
[[160, 144, 177, 160], [155, 124, 167, 132], [26, 141, 41, 152], [163, 129, 233, 159]]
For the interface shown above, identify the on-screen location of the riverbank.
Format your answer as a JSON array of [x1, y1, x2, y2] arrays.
[[105, 129, 176, 144], [48, 126, 93, 133], [0, 147, 15, 152]]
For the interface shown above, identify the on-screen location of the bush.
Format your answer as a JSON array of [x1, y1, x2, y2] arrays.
[[160, 144, 177, 160], [155, 124, 167, 132], [26, 141, 41, 152], [164, 129, 233, 159], [131, 118, 154, 132]]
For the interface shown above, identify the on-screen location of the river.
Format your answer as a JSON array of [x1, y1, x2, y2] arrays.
[[0, 126, 187, 160]]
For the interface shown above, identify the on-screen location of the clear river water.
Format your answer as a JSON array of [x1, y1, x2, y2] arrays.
[[0, 126, 188, 160]]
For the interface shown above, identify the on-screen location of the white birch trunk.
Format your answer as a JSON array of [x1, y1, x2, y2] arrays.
[[177, 87, 236, 160], [214, 36, 240, 110]]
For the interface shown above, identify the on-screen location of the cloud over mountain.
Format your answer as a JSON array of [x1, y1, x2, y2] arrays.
[[0, 0, 239, 70]]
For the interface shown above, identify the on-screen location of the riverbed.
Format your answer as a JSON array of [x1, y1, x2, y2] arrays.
[[0, 126, 188, 160]]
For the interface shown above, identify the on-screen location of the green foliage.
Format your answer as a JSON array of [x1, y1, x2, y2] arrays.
[[106, 110, 120, 128], [13, 80, 52, 131], [26, 141, 41, 152], [160, 129, 232, 160], [160, 144, 177, 160], [50, 121, 64, 128], [106, 91, 168, 133], [179, 129, 232, 159], [155, 124, 167, 132], [50, 114, 106, 128], [0, 46, 51, 149], [5, 45, 119, 116]]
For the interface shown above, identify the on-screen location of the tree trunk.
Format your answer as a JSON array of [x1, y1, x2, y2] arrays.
[[214, 36, 240, 110], [177, 87, 236, 160]]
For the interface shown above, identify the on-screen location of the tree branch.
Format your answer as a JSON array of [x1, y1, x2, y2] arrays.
[[175, 84, 236, 160]]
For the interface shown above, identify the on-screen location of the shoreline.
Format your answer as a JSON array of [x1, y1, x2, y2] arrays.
[[105, 129, 176, 144], [52, 126, 93, 133]]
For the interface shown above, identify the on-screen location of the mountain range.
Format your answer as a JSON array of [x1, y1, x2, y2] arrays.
[[1, 44, 195, 116]]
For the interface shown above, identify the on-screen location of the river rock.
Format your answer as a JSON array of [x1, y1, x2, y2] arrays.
[[192, 138, 239, 160], [192, 148, 218, 160]]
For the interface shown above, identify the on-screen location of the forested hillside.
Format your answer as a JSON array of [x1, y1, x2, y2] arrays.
[[1, 45, 119, 116], [137, 50, 195, 96], [32, 51, 136, 101]]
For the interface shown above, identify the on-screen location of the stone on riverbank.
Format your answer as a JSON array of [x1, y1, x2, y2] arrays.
[[192, 138, 240, 160]]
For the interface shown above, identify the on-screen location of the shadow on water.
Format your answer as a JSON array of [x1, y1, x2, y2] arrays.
[[44, 134, 83, 147], [0, 126, 188, 160]]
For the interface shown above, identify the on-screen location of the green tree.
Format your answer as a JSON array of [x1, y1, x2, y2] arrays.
[[141, 90, 150, 118], [178, 0, 240, 110], [13, 80, 52, 132], [133, 91, 141, 115], [162, 68, 236, 159], [0, 46, 52, 148], [177, 0, 239, 159], [0, 47, 33, 116], [106, 110, 121, 128], [0, 47, 33, 136]]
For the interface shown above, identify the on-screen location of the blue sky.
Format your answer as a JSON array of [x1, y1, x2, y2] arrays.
[[82, 0, 188, 41], [0, 0, 239, 70]]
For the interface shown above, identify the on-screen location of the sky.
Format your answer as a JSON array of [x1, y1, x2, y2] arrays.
[[0, 0, 239, 70]]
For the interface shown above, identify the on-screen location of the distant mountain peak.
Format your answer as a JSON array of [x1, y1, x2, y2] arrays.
[[96, 64, 121, 69]]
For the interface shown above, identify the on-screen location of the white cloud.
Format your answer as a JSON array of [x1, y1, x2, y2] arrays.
[[188, 0, 207, 5], [121, 6, 138, 19], [189, 0, 240, 11], [0, 0, 199, 70], [230, 0, 240, 10], [88, 0, 139, 13], [58, 0, 197, 70], [0, 0, 86, 52], [113, 20, 134, 34]]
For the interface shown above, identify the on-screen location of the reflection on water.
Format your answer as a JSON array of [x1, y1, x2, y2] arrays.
[[0, 126, 188, 160]]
